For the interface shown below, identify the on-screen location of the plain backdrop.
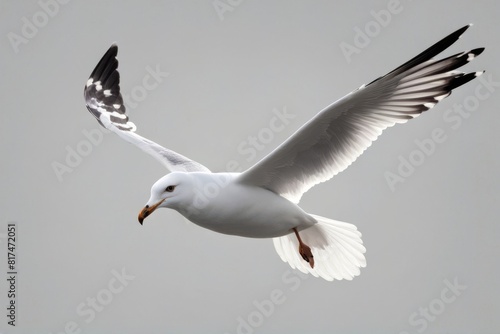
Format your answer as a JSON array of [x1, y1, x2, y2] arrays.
[[1, 0, 499, 333]]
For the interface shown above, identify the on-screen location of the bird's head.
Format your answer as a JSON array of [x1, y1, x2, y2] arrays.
[[138, 172, 193, 225]]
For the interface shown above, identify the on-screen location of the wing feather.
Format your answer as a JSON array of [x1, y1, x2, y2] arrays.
[[237, 25, 484, 203], [84, 45, 210, 173]]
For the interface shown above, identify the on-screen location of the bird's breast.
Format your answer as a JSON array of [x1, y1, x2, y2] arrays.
[[178, 175, 314, 238]]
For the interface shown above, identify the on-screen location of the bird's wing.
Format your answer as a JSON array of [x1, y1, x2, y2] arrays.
[[237, 25, 483, 203], [84, 45, 210, 173]]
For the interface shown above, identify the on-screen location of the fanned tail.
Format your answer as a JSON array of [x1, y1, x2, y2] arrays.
[[273, 214, 366, 281]]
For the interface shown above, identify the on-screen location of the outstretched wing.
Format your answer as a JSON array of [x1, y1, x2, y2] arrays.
[[84, 45, 210, 173], [238, 25, 484, 203]]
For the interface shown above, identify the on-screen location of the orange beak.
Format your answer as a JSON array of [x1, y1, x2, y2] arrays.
[[138, 198, 165, 225]]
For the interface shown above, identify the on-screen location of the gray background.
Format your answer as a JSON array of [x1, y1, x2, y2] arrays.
[[1, 0, 499, 333]]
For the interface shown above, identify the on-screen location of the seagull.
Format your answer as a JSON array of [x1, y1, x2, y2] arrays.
[[84, 25, 483, 281]]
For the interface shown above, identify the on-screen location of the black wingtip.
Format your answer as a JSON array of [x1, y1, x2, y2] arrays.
[[108, 43, 118, 52], [388, 24, 475, 77], [436, 24, 471, 46], [84, 44, 132, 130], [471, 47, 485, 57], [87, 44, 119, 83], [447, 71, 484, 91], [456, 24, 472, 37]]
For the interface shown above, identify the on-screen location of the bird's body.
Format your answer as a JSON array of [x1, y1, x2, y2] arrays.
[[83, 24, 484, 281], [156, 172, 316, 238]]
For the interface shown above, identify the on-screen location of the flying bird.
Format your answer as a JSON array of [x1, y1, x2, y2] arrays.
[[84, 25, 484, 281]]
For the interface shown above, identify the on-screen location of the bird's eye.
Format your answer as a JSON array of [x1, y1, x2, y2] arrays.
[[165, 185, 175, 192]]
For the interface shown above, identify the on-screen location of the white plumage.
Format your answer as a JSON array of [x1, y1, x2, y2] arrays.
[[84, 25, 483, 281]]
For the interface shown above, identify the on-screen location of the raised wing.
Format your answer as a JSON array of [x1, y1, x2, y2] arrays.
[[238, 25, 484, 203], [84, 45, 210, 173]]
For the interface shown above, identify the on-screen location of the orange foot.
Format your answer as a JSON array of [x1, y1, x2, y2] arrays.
[[293, 228, 314, 268]]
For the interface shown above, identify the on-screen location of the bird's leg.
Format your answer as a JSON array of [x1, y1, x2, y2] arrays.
[[293, 228, 314, 268]]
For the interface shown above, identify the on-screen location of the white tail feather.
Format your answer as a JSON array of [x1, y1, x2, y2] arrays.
[[273, 214, 366, 281]]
